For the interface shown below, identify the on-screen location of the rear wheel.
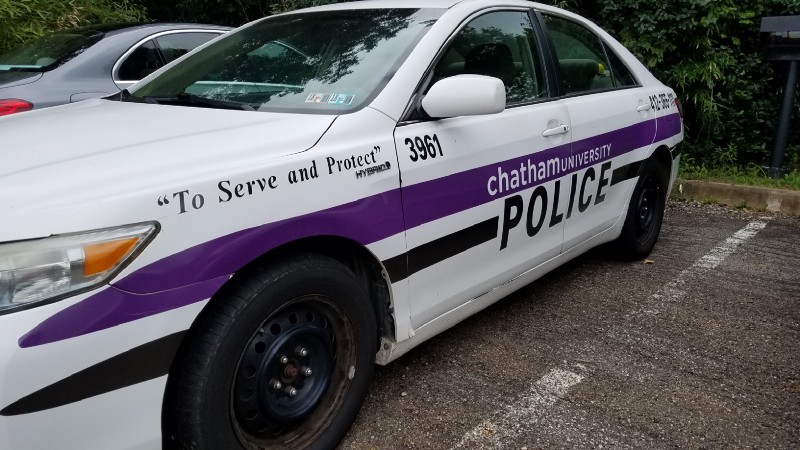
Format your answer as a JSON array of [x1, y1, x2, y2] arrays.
[[164, 254, 376, 450], [612, 158, 668, 260]]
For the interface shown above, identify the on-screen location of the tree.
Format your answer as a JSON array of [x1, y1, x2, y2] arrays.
[[0, 0, 146, 53], [553, 0, 800, 170]]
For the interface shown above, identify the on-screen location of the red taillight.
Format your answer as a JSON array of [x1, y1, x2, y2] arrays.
[[0, 99, 34, 116], [674, 98, 684, 118]]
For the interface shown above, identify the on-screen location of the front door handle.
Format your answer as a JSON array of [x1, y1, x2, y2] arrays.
[[542, 124, 569, 137], [637, 104, 652, 112]]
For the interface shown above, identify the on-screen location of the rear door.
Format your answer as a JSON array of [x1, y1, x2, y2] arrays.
[[539, 13, 659, 250], [393, 9, 572, 328]]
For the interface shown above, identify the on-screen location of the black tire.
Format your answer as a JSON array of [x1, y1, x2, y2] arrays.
[[612, 158, 668, 260], [163, 253, 376, 450]]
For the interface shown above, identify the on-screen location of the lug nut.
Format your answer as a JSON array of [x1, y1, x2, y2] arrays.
[[279, 355, 289, 364], [302, 366, 313, 376], [285, 387, 297, 397], [269, 379, 282, 390], [295, 346, 308, 357]]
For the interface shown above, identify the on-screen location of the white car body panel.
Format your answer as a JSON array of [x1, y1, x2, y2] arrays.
[[395, 100, 573, 328], [0, 1, 684, 448]]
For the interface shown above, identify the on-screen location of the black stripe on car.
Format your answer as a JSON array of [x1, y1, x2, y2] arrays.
[[611, 160, 643, 186], [0, 331, 186, 416], [383, 217, 500, 283]]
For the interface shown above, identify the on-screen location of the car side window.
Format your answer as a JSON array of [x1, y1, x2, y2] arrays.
[[543, 14, 635, 94], [431, 10, 546, 104], [155, 32, 220, 63], [117, 39, 163, 81]]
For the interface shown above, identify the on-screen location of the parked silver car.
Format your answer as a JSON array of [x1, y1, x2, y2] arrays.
[[0, 23, 230, 115]]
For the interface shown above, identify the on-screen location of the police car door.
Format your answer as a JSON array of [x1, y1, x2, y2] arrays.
[[540, 13, 658, 250], [393, 10, 572, 329]]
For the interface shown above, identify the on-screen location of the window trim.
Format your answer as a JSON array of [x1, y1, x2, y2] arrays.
[[400, 6, 554, 124], [112, 30, 226, 85]]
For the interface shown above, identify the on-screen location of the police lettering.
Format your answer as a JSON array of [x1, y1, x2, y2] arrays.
[[499, 162, 612, 250]]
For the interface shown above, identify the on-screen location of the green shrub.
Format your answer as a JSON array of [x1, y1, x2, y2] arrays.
[[0, 0, 147, 54]]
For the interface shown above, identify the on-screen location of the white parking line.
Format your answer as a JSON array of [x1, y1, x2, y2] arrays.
[[451, 220, 769, 449], [640, 219, 769, 315], [451, 367, 584, 449]]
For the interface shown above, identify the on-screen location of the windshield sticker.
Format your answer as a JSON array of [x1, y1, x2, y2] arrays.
[[305, 93, 354, 105]]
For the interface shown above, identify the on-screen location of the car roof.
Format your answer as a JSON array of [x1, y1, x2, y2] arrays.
[[295, 0, 464, 12], [61, 22, 231, 37], [296, 0, 548, 12]]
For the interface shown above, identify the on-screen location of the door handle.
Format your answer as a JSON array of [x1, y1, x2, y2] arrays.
[[636, 104, 652, 112], [542, 124, 569, 137]]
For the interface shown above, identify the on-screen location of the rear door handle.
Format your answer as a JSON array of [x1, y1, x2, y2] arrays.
[[637, 104, 652, 112], [542, 124, 569, 137]]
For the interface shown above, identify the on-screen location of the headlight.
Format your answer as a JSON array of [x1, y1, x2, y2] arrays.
[[0, 222, 158, 314]]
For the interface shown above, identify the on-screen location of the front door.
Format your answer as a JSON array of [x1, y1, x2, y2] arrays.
[[393, 9, 572, 329]]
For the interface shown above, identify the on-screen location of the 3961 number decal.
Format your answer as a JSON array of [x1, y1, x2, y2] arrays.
[[405, 134, 444, 162]]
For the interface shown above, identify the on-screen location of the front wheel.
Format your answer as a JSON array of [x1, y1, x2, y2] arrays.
[[164, 254, 376, 450], [611, 158, 668, 260]]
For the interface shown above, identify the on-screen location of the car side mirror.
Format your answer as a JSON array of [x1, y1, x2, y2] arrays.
[[421, 74, 506, 118]]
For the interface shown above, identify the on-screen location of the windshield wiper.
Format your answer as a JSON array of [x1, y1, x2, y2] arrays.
[[139, 93, 255, 111]]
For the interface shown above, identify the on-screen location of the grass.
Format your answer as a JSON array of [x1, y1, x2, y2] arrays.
[[679, 163, 800, 191]]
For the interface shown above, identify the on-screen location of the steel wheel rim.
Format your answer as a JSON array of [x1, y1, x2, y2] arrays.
[[230, 295, 356, 447], [634, 174, 659, 244]]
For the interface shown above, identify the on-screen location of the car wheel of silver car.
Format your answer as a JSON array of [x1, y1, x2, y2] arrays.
[[613, 158, 668, 261], [163, 253, 376, 449]]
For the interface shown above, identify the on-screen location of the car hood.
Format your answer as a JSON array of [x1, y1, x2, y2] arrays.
[[0, 99, 336, 239]]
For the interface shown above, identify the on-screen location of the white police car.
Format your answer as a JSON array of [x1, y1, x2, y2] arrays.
[[0, 0, 683, 448]]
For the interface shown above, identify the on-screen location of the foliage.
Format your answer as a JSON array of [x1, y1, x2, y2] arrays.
[[4, 0, 800, 175], [680, 162, 800, 191], [0, 0, 146, 53], [550, 0, 800, 172]]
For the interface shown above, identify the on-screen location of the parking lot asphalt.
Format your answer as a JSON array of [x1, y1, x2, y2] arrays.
[[340, 200, 800, 449]]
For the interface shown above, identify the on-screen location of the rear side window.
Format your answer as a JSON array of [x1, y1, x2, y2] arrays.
[[604, 46, 637, 87], [155, 32, 220, 63], [430, 10, 547, 104], [543, 14, 636, 94], [0, 31, 103, 72], [117, 40, 163, 81]]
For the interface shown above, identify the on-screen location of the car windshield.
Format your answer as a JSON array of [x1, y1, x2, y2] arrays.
[[0, 30, 103, 72], [128, 8, 442, 114]]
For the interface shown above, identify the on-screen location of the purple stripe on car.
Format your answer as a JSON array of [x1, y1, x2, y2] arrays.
[[20, 114, 680, 347], [18, 276, 229, 348], [19, 190, 406, 347], [656, 111, 683, 142], [117, 189, 406, 293], [402, 114, 666, 229]]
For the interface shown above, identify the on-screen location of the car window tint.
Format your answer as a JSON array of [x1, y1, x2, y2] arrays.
[[131, 9, 444, 114], [118, 40, 164, 81], [0, 30, 103, 72], [156, 32, 220, 63], [431, 11, 546, 104], [605, 46, 637, 87], [543, 14, 617, 94]]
